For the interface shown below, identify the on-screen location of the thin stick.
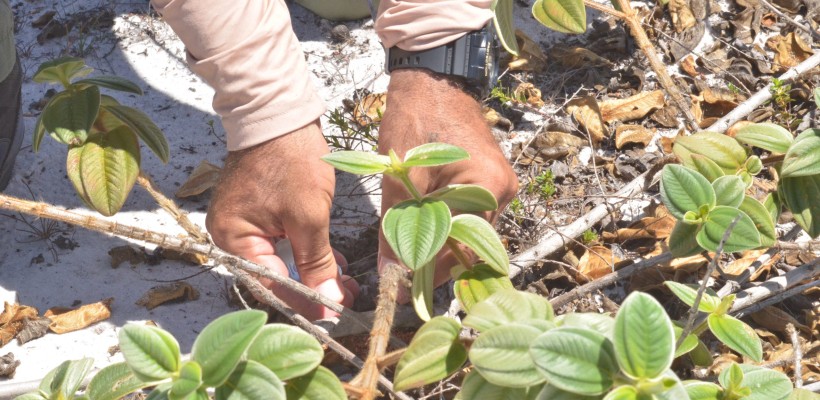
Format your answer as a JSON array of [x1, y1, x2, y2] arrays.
[[776, 240, 820, 252], [676, 215, 741, 349], [349, 263, 407, 400], [757, 0, 820, 41], [136, 172, 208, 243], [800, 381, 820, 393], [0, 193, 374, 331], [233, 269, 412, 400], [786, 323, 803, 387], [582, 0, 627, 19], [729, 258, 820, 314], [732, 278, 820, 318], [707, 52, 820, 133]]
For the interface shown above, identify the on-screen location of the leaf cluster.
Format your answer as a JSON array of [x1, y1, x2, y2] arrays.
[[16, 310, 344, 400], [32, 57, 170, 216]]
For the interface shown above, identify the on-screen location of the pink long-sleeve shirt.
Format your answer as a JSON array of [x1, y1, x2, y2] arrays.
[[150, 0, 492, 151]]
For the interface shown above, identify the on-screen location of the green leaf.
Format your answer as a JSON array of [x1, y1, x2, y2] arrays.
[[192, 310, 267, 387], [459, 369, 539, 400], [402, 143, 470, 167], [789, 388, 820, 400], [712, 175, 745, 208], [33, 57, 92, 86], [32, 107, 48, 153], [454, 263, 514, 313], [739, 196, 777, 247], [412, 260, 436, 321], [684, 381, 723, 400], [689, 339, 714, 367], [697, 206, 760, 253], [738, 364, 793, 400], [781, 129, 820, 178], [668, 220, 704, 257], [554, 313, 614, 337], [660, 164, 716, 219], [492, 0, 519, 55], [536, 384, 599, 400], [613, 292, 675, 380], [532, 0, 587, 34], [470, 324, 545, 387], [735, 123, 793, 154], [664, 281, 719, 313], [763, 193, 780, 225], [746, 155, 763, 175], [103, 105, 169, 163], [42, 85, 100, 146], [285, 366, 346, 400], [13, 394, 47, 400], [85, 362, 152, 400], [673, 324, 699, 358], [707, 314, 763, 362], [779, 175, 820, 237], [655, 372, 691, 400], [37, 358, 93, 400], [426, 184, 499, 212], [602, 385, 639, 400], [144, 383, 173, 400], [463, 289, 554, 333], [66, 127, 141, 216], [119, 324, 180, 381], [246, 324, 324, 381], [394, 316, 467, 391], [170, 361, 203, 399], [321, 151, 391, 175], [75, 76, 143, 95], [382, 199, 451, 271], [719, 363, 745, 392], [690, 154, 726, 182], [530, 327, 618, 395], [214, 360, 285, 400], [449, 214, 508, 275], [674, 132, 748, 174]]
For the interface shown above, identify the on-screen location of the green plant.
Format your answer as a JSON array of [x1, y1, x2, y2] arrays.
[[684, 362, 793, 400], [489, 86, 526, 105], [527, 170, 556, 199], [582, 228, 599, 244], [325, 106, 379, 151], [32, 57, 170, 216], [661, 126, 820, 257], [16, 310, 345, 400], [322, 143, 509, 320], [769, 78, 795, 126]]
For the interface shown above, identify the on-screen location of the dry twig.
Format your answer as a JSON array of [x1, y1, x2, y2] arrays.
[[786, 323, 803, 388], [136, 172, 208, 243]]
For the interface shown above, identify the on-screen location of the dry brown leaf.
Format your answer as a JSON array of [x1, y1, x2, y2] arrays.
[[16, 317, 50, 345], [0, 303, 39, 346], [108, 245, 146, 268], [550, 46, 612, 68], [175, 160, 221, 198], [352, 93, 387, 126], [680, 55, 701, 77], [0, 353, 20, 379], [567, 96, 607, 143], [615, 125, 654, 149], [719, 249, 774, 278], [508, 30, 548, 71], [768, 32, 814, 73], [606, 214, 677, 242], [136, 282, 200, 310], [514, 83, 545, 108], [669, 0, 697, 32], [578, 246, 623, 280], [46, 298, 113, 334], [159, 248, 209, 265], [483, 107, 501, 126], [600, 90, 665, 123], [751, 306, 811, 335]]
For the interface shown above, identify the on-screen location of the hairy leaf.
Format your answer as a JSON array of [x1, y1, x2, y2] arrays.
[[214, 360, 285, 400], [75, 75, 143, 95], [471, 324, 545, 387], [555, 313, 614, 337], [697, 206, 761, 252], [660, 164, 716, 219], [738, 364, 793, 400], [459, 369, 540, 400], [708, 314, 763, 362], [119, 324, 180, 381], [781, 129, 820, 177], [530, 327, 618, 395], [42, 85, 100, 146], [104, 105, 169, 163], [170, 361, 203, 398], [192, 309, 267, 387], [449, 214, 509, 274], [614, 292, 675, 379], [394, 317, 467, 391], [37, 358, 93, 400], [684, 381, 723, 400], [712, 175, 745, 208], [603, 385, 639, 400], [247, 324, 324, 381], [463, 289, 554, 333], [532, 0, 587, 34], [86, 362, 152, 400], [739, 196, 777, 247], [674, 132, 748, 174], [321, 151, 391, 175], [402, 143, 469, 167], [382, 199, 451, 270], [536, 384, 599, 400], [285, 366, 346, 400], [735, 123, 793, 154], [668, 220, 704, 257], [690, 154, 725, 182], [779, 175, 820, 237], [426, 184, 498, 212], [454, 263, 514, 313], [33, 57, 92, 86], [492, 0, 519, 55], [412, 260, 436, 321], [664, 281, 719, 313]]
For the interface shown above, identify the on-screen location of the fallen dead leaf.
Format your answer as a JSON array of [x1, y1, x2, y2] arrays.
[[567, 96, 607, 144], [0, 353, 20, 378], [669, 0, 697, 32], [550, 46, 612, 68], [513, 83, 545, 108], [604, 214, 676, 242], [768, 32, 814, 73], [578, 246, 623, 280], [615, 125, 655, 149], [352, 93, 387, 126], [16, 317, 50, 345], [651, 105, 681, 128], [680, 55, 701, 77], [751, 306, 811, 335], [175, 160, 221, 198], [508, 30, 548, 71], [158, 247, 209, 265], [46, 298, 113, 334], [108, 245, 146, 268], [136, 282, 200, 310], [600, 90, 665, 123], [0, 303, 39, 346], [719, 249, 772, 278]]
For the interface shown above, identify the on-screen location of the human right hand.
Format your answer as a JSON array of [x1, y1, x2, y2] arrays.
[[205, 121, 358, 320]]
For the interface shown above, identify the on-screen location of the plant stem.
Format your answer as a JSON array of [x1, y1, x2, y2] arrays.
[[761, 154, 786, 166], [397, 172, 423, 201], [136, 171, 208, 243]]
